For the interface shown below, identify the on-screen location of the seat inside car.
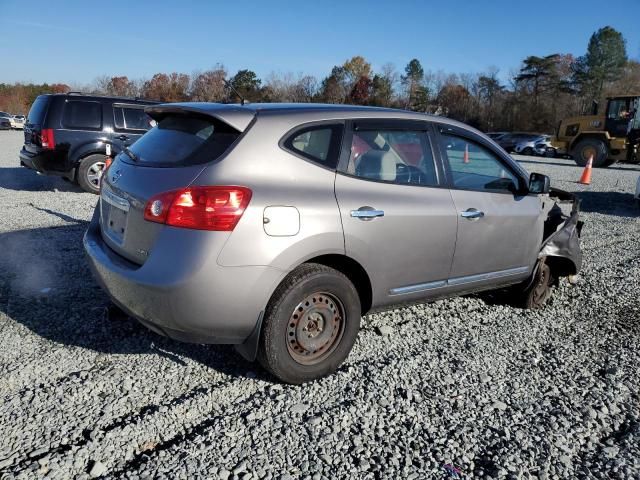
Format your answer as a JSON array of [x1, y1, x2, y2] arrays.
[[355, 149, 398, 181]]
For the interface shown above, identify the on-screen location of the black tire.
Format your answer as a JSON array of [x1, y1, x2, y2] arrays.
[[518, 259, 555, 309], [77, 154, 107, 194], [522, 147, 534, 156], [257, 263, 361, 384], [571, 138, 609, 168]]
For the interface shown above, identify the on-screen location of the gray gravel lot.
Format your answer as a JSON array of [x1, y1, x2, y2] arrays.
[[0, 129, 639, 479]]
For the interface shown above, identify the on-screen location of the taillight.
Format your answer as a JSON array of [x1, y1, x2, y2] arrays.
[[40, 129, 55, 149], [144, 186, 252, 231], [99, 157, 113, 190]]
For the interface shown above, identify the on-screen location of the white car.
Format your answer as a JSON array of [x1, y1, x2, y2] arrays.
[[10, 115, 25, 129], [514, 135, 552, 156]]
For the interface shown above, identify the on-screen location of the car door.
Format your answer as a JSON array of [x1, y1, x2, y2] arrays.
[[111, 103, 154, 153], [334, 119, 458, 307], [435, 124, 544, 290]]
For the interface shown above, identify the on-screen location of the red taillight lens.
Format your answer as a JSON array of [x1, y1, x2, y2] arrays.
[[144, 186, 252, 231], [40, 129, 55, 149], [99, 157, 113, 190]]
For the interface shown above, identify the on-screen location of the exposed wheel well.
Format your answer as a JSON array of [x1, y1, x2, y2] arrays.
[[304, 254, 373, 315], [546, 256, 577, 278]]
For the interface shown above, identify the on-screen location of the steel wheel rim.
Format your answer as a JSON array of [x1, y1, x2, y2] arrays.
[[86, 162, 106, 187], [286, 292, 345, 365]]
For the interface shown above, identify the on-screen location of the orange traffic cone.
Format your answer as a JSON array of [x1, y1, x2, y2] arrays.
[[578, 154, 593, 185], [463, 144, 470, 164]]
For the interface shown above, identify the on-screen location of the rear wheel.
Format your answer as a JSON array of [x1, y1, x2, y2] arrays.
[[257, 263, 361, 384], [571, 138, 609, 168], [77, 154, 107, 194], [522, 147, 534, 156]]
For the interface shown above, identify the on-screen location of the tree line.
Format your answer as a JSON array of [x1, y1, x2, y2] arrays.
[[1, 26, 637, 134]]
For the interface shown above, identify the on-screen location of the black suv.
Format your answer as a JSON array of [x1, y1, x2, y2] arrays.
[[20, 93, 157, 193]]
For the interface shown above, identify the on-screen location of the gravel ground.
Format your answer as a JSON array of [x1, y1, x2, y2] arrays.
[[0, 129, 639, 480]]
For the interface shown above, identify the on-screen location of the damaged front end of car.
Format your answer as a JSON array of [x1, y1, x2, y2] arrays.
[[540, 187, 584, 279]]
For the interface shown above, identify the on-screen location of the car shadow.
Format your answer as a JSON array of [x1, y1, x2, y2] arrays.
[[0, 221, 268, 382], [0, 167, 84, 192], [576, 191, 640, 218]]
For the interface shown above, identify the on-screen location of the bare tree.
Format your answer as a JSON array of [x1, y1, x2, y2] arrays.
[[190, 65, 227, 102]]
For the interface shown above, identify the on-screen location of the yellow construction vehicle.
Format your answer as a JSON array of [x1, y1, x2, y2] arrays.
[[552, 95, 640, 168]]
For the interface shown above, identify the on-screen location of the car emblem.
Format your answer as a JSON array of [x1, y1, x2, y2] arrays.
[[111, 169, 122, 183]]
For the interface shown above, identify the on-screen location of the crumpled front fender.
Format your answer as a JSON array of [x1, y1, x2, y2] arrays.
[[539, 188, 584, 276]]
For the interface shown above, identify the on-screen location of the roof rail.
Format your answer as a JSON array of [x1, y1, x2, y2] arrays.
[[67, 91, 84, 95]]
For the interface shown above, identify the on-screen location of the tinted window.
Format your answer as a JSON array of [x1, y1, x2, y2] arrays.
[[62, 101, 102, 129], [26, 97, 49, 124], [283, 125, 342, 168], [114, 106, 153, 131], [126, 114, 240, 166], [347, 129, 437, 186], [439, 133, 519, 192]]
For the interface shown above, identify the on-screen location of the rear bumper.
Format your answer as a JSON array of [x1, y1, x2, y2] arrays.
[[83, 207, 284, 345], [20, 147, 74, 179]]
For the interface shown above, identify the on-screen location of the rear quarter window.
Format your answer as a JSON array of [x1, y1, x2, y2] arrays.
[[282, 124, 343, 169], [62, 101, 102, 130], [125, 114, 240, 166], [26, 96, 50, 125]]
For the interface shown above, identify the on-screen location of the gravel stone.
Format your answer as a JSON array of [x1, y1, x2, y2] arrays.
[[88, 460, 107, 477], [0, 133, 639, 478], [291, 403, 309, 415], [376, 325, 393, 336], [492, 401, 508, 411]]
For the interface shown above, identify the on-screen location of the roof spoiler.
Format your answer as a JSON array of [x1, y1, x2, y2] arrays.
[[144, 103, 256, 132]]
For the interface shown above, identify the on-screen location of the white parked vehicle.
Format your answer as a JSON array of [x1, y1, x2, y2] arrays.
[[10, 115, 25, 129], [514, 135, 553, 156]]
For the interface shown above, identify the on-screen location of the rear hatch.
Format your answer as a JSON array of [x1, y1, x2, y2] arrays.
[[100, 104, 255, 265], [23, 95, 51, 153]]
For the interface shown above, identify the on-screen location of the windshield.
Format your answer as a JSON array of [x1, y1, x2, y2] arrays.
[[125, 114, 241, 167]]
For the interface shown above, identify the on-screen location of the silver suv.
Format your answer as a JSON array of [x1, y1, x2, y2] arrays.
[[84, 103, 583, 383]]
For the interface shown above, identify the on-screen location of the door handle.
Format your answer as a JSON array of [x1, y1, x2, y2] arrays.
[[115, 135, 128, 141], [460, 208, 485, 220], [350, 207, 385, 220]]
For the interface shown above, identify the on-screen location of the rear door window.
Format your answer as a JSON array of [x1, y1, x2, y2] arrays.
[[113, 105, 153, 131], [345, 127, 438, 186], [124, 114, 240, 166], [26, 96, 50, 125], [62, 101, 102, 130]]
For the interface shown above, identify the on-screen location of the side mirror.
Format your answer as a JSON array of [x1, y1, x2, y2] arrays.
[[529, 172, 550, 194]]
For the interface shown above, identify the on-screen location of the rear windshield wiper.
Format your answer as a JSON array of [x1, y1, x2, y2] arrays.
[[123, 146, 140, 162]]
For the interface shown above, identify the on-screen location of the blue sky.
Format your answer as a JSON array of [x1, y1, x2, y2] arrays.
[[1, 0, 639, 86]]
